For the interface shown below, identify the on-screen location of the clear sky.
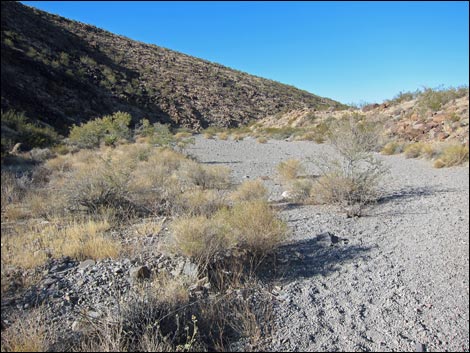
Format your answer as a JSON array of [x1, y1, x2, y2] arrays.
[[22, 1, 469, 104]]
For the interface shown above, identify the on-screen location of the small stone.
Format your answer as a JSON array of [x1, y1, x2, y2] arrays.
[[78, 259, 96, 270], [415, 343, 426, 352], [129, 265, 151, 281], [182, 260, 198, 278]]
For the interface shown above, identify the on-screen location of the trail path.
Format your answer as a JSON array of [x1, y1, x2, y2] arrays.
[[188, 136, 469, 352]]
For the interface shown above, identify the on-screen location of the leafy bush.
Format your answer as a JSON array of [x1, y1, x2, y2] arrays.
[[68, 111, 132, 148], [417, 86, 469, 112]]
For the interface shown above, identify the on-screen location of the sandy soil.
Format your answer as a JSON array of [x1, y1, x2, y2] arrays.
[[188, 136, 469, 352]]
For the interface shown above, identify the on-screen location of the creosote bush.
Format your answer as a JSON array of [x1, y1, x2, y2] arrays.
[[310, 115, 389, 216], [68, 111, 132, 148]]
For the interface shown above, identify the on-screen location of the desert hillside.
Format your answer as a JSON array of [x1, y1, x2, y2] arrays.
[[1, 1, 345, 135]]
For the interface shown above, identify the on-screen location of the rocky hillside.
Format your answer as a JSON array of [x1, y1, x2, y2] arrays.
[[257, 88, 469, 144], [0, 2, 346, 135]]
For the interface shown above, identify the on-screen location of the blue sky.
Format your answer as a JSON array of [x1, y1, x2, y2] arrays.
[[22, 1, 469, 104]]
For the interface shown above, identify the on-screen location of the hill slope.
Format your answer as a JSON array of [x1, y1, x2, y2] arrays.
[[1, 2, 346, 135]]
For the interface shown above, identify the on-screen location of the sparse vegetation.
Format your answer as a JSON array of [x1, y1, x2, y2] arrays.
[[68, 111, 132, 148], [310, 115, 389, 216], [230, 179, 268, 202], [1, 110, 59, 154], [433, 144, 469, 168], [277, 159, 304, 182]]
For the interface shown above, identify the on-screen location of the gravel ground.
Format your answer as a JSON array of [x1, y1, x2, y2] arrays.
[[188, 135, 469, 352]]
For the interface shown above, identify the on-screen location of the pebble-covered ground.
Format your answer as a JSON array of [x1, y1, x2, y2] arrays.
[[1, 136, 468, 352], [188, 136, 469, 352]]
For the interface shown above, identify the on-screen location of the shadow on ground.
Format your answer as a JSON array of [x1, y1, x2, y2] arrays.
[[377, 185, 457, 205], [259, 236, 374, 284]]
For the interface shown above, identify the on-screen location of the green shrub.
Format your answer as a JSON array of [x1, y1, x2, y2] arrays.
[[68, 111, 132, 148], [417, 86, 469, 112]]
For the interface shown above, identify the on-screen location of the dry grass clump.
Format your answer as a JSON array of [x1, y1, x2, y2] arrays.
[[181, 162, 232, 190], [170, 200, 287, 269], [381, 141, 405, 155], [217, 132, 229, 140], [47, 144, 231, 217], [170, 215, 231, 268], [222, 200, 288, 258], [174, 188, 226, 216], [403, 142, 439, 159], [285, 178, 315, 203], [230, 179, 268, 202], [1, 308, 52, 352], [403, 142, 425, 158], [1, 216, 120, 269], [276, 159, 304, 182], [131, 218, 165, 237], [433, 144, 469, 168]]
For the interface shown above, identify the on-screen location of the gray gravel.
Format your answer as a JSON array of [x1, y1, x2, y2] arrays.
[[188, 135, 469, 352]]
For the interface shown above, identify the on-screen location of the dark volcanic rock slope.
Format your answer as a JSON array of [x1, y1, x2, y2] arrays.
[[1, 2, 345, 133]]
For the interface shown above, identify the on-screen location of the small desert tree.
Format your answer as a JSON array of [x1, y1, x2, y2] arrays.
[[311, 114, 389, 216]]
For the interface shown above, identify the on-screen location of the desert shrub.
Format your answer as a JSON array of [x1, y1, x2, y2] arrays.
[[404, 142, 425, 158], [230, 180, 268, 202], [1, 110, 59, 152], [311, 122, 331, 143], [171, 200, 287, 267], [29, 147, 55, 161], [381, 141, 405, 155], [1, 308, 52, 352], [327, 114, 382, 155], [417, 86, 469, 112], [277, 159, 304, 182], [311, 116, 389, 216], [170, 215, 231, 267], [261, 126, 300, 140], [174, 189, 225, 216], [76, 284, 201, 352], [433, 144, 469, 168], [68, 111, 132, 148], [388, 90, 418, 105], [80, 55, 96, 66], [285, 178, 314, 203], [148, 123, 176, 147], [63, 152, 136, 214], [219, 200, 288, 259], [181, 162, 232, 190], [217, 132, 229, 140]]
